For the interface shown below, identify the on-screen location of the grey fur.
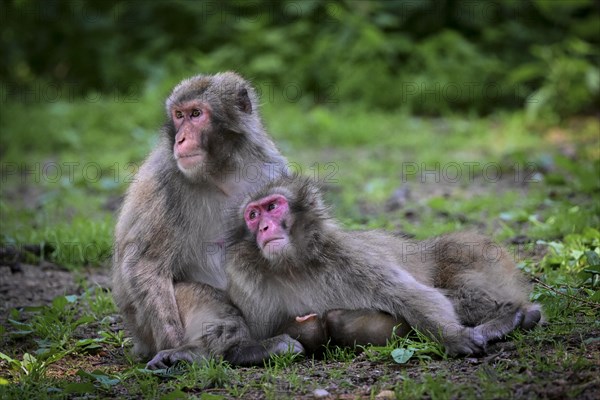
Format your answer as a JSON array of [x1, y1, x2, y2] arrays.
[[112, 72, 289, 367], [225, 176, 542, 359]]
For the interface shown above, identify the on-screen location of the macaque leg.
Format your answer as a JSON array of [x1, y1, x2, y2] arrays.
[[521, 304, 543, 330], [448, 276, 542, 342], [146, 283, 303, 369], [325, 309, 410, 347], [278, 313, 327, 355], [432, 233, 543, 343]]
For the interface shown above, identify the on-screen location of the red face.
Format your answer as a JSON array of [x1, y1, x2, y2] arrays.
[[171, 100, 211, 171], [244, 194, 291, 259]]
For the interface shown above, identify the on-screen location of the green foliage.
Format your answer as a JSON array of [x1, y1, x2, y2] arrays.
[[6, 291, 117, 358], [0, 290, 122, 396], [162, 358, 237, 391], [509, 38, 600, 120], [321, 345, 358, 363], [1, 208, 114, 269], [262, 349, 304, 370], [0, 352, 59, 382], [402, 30, 502, 114], [362, 328, 446, 365], [1, 0, 598, 115], [537, 228, 600, 282]]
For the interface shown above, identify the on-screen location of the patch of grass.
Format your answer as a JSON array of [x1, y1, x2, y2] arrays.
[[362, 329, 446, 365], [321, 345, 358, 363], [171, 358, 237, 391], [4, 289, 120, 361], [1, 206, 113, 269]]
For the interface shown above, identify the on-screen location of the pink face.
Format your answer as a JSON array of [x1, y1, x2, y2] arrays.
[[244, 194, 291, 259], [171, 100, 211, 170]]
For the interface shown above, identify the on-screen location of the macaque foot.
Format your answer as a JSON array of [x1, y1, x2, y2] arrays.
[[265, 333, 305, 355], [473, 304, 543, 346], [443, 326, 486, 357], [224, 334, 305, 366], [521, 305, 542, 330], [146, 345, 207, 370]]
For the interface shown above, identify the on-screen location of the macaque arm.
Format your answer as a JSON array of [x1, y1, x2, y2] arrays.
[[114, 244, 185, 356], [141, 274, 184, 351]]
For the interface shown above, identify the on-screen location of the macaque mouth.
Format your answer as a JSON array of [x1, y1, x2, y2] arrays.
[[176, 153, 204, 169], [262, 237, 285, 248], [178, 152, 202, 159]]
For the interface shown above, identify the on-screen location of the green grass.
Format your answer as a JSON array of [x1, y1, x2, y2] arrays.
[[0, 87, 599, 398]]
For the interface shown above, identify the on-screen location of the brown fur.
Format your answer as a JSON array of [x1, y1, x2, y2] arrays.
[[277, 310, 408, 355]]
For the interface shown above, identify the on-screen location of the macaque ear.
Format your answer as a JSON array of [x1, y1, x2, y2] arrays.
[[300, 179, 326, 211], [236, 88, 252, 114]]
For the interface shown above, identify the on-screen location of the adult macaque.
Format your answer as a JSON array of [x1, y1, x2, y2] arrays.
[[112, 72, 297, 368], [225, 176, 542, 363]]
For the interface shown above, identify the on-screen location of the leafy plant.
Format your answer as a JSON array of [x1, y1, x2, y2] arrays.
[[509, 38, 599, 120]]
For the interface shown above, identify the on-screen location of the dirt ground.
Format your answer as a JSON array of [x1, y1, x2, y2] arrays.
[[0, 262, 111, 318], [1, 261, 599, 399]]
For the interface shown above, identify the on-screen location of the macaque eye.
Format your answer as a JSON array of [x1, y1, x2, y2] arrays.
[[267, 202, 277, 211], [249, 210, 258, 220], [175, 111, 183, 119], [191, 109, 202, 117]]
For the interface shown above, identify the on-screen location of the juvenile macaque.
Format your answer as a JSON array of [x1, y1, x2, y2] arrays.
[[278, 310, 409, 355], [112, 72, 295, 369], [324, 309, 411, 348], [225, 176, 541, 363]]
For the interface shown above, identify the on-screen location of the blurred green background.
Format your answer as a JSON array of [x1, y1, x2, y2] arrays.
[[1, 2, 599, 397], [2, 0, 599, 115], [0, 0, 599, 268]]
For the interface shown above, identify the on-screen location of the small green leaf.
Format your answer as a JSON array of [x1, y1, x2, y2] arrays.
[[584, 251, 600, 268], [95, 375, 120, 387], [76, 369, 120, 386], [428, 197, 449, 211], [23, 306, 44, 312], [500, 210, 529, 222], [79, 344, 104, 354], [0, 352, 16, 364], [160, 390, 190, 400], [200, 393, 225, 400], [391, 347, 415, 364], [52, 296, 68, 309], [22, 353, 37, 366], [10, 330, 33, 336], [65, 382, 96, 394], [65, 295, 78, 303], [75, 316, 96, 326], [583, 337, 600, 345], [8, 319, 31, 329]]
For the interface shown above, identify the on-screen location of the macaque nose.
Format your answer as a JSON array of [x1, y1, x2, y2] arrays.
[[259, 221, 269, 232]]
